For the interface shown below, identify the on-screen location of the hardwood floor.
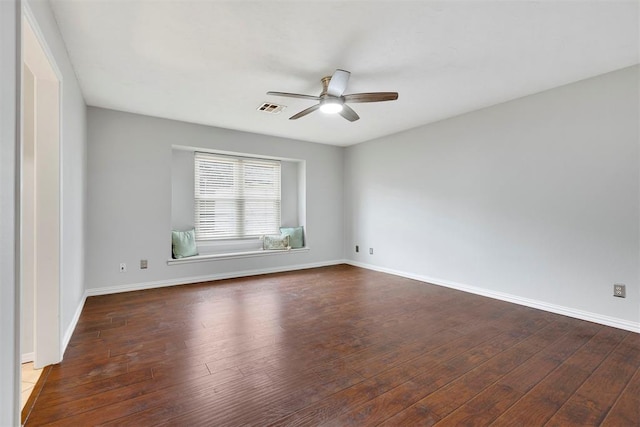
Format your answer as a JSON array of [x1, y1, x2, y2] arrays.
[[25, 265, 639, 426]]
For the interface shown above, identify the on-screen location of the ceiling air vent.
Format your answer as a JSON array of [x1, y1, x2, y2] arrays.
[[257, 102, 286, 114]]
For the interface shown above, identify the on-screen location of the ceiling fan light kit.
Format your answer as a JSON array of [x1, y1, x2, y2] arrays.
[[267, 69, 398, 122], [319, 99, 343, 114]]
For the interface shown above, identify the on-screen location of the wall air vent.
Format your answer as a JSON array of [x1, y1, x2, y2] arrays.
[[257, 102, 286, 114]]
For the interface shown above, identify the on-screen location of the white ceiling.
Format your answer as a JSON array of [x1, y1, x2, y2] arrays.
[[50, 0, 639, 146]]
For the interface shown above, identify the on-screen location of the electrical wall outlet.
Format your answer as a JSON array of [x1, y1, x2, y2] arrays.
[[613, 283, 626, 298], [140, 259, 148, 269], [355, 245, 359, 253], [369, 248, 374, 255], [119, 263, 126, 273]]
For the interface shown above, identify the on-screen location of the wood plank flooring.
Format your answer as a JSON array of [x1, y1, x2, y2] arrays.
[[25, 265, 640, 426]]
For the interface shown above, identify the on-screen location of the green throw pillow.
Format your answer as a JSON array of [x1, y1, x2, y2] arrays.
[[172, 229, 198, 259], [263, 234, 290, 250], [279, 226, 304, 249]]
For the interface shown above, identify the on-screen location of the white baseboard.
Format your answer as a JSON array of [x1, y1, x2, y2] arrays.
[[86, 259, 346, 297], [61, 293, 87, 360], [23, 296, 86, 365], [346, 260, 640, 333]]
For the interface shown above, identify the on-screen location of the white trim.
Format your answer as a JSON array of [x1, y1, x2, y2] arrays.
[[167, 247, 310, 265], [61, 293, 86, 358], [172, 144, 303, 163], [21, 9, 64, 367], [22, 4, 63, 81], [20, 12, 64, 364], [21, 353, 34, 364], [346, 260, 640, 333], [88, 259, 345, 297]]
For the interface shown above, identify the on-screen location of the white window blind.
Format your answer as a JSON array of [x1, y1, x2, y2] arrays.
[[194, 152, 281, 240]]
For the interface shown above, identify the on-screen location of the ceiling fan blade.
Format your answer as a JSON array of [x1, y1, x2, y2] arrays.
[[343, 92, 399, 103], [289, 104, 320, 120], [326, 69, 351, 97], [339, 104, 360, 122], [267, 91, 321, 101]]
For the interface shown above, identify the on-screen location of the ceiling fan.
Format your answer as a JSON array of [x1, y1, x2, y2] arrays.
[[267, 69, 398, 122]]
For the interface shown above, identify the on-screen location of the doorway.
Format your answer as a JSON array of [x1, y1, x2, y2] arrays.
[[21, 10, 61, 378]]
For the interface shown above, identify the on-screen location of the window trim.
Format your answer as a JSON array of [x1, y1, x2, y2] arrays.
[[167, 246, 310, 265]]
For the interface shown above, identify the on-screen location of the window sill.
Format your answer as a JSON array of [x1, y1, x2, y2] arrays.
[[167, 247, 310, 265]]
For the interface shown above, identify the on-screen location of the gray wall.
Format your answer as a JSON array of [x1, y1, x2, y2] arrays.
[[1, 1, 20, 424], [86, 107, 344, 291], [26, 0, 87, 346], [170, 149, 195, 231], [345, 66, 639, 326], [280, 160, 301, 228]]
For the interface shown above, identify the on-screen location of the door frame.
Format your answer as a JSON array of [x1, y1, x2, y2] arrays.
[[21, 2, 63, 368]]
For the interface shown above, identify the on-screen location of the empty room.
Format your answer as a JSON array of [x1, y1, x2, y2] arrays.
[[1, 0, 639, 426]]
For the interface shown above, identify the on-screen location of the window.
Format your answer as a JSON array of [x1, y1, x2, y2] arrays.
[[194, 152, 281, 240]]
